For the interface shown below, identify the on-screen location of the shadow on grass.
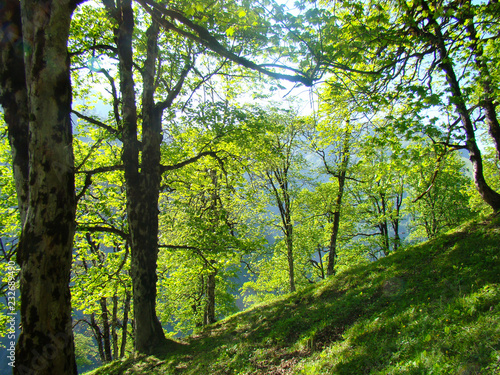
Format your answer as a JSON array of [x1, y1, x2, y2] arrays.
[[87, 217, 500, 375]]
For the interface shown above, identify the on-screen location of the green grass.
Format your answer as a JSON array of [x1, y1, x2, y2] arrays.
[[84, 216, 500, 374]]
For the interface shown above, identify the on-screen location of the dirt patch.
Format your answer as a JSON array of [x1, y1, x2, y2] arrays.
[[311, 324, 345, 350], [250, 348, 309, 374]]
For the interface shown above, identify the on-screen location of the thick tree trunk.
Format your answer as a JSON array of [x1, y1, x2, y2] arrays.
[[13, 0, 78, 373], [128, 191, 167, 353], [113, 3, 168, 353]]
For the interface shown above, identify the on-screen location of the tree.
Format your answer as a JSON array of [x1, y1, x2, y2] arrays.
[[72, 232, 132, 363], [154, 99, 266, 333], [69, 0, 319, 354], [310, 92, 366, 276], [313, 0, 500, 211], [405, 144, 475, 240], [0, 0, 82, 372]]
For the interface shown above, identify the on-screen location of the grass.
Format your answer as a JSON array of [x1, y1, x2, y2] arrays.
[[84, 215, 500, 374]]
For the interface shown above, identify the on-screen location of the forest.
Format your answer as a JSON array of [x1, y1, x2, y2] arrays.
[[0, 0, 499, 373]]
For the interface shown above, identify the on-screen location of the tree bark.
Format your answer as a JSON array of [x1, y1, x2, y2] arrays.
[[91, 313, 105, 363], [418, 0, 500, 211], [111, 2, 168, 353], [120, 290, 131, 358], [326, 168, 346, 276], [462, 4, 500, 161], [100, 297, 112, 362], [325, 132, 350, 276], [204, 265, 217, 325], [112, 295, 119, 359], [269, 167, 296, 293], [0, 0, 29, 224], [13, 0, 78, 373]]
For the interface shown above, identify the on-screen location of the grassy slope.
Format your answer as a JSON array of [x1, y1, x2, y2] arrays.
[[86, 216, 500, 374]]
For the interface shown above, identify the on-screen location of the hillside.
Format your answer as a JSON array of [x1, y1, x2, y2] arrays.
[[85, 216, 500, 374]]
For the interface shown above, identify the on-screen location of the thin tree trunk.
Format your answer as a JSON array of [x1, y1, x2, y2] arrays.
[[14, 0, 78, 373], [120, 290, 132, 358], [324, 127, 351, 276], [391, 192, 403, 252], [326, 175, 345, 276], [204, 265, 217, 325], [112, 295, 119, 359], [269, 167, 296, 293], [285, 227, 296, 292], [91, 313, 105, 363], [317, 246, 325, 279], [100, 297, 112, 362], [462, 5, 500, 161]]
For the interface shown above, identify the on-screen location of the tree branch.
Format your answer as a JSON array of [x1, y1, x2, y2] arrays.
[[77, 225, 129, 241], [72, 109, 121, 139], [137, 0, 314, 86], [76, 165, 125, 175], [161, 151, 218, 173]]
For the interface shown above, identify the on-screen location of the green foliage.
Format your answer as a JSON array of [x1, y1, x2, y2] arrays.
[[75, 330, 100, 368], [0, 125, 20, 340], [405, 147, 476, 241]]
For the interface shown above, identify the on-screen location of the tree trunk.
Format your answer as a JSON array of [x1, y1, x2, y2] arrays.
[[91, 313, 105, 363], [112, 295, 119, 359], [0, 0, 29, 224], [462, 5, 500, 161], [100, 297, 112, 362], [285, 227, 296, 293], [14, 0, 78, 373], [317, 246, 325, 279], [112, 3, 168, 353], [204, 263, 217, 325], [120, 290, 131, 358], [324, 126, 350, 276], [391, 192, 403, 252], [420, 0, 500, 211], [269, 167, 296, 293], [326, 181, 344, 276]]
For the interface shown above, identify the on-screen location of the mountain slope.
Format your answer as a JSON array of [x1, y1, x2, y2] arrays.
[[86, 216, 500, 374]]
